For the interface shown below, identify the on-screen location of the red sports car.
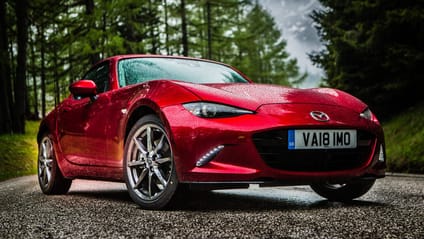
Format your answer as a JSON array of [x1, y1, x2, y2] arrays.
[[37, 55, 386, 209]]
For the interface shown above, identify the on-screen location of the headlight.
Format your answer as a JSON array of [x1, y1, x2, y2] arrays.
[[360, 108, 376, 121], [183, 102, 253, 118], [360, 108, 372, 120]]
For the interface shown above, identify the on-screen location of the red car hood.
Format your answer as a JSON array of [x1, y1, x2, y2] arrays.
[[174, 82, 367, 112]]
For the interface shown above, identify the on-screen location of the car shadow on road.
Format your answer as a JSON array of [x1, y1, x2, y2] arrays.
[[169, 190, 388, 211], [65, 184, 388, 211], [67, 189, 133, 204]]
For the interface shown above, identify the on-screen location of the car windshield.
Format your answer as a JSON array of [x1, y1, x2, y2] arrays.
[[118, 57, 249, 87]]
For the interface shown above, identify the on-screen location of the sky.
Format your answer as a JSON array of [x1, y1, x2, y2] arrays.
[[260, 0, 324, 88]]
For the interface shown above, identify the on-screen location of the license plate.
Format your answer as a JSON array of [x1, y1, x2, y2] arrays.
[[288, 129, 357, 150]]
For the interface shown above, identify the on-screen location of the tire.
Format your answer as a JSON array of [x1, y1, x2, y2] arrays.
[[310, 179, 375, 202], [38, 134, 72, 195], [124, 115, 179, 209]]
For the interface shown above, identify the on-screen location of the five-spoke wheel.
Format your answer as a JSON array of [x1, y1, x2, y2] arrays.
[[124, 115, 178, 209]]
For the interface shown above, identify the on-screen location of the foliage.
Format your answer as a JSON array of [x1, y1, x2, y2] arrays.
[[0, 121, 39, 181], [383, 103, 424, 174], [0, 0, 304, 135], [311, 0, 424, 118], [233, 4, 306, 85]]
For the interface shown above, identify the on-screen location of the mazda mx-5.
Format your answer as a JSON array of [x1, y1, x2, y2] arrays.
[[37, 55, 386, 209]]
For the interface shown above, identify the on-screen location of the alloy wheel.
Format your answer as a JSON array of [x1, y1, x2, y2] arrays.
[[38, 136, 54, 189], [126, 123, 174, 201]]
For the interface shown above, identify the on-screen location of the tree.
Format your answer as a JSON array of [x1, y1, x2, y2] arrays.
[[232, 3, 305, 85], [13, 0, 29, 133], [0, 0, 304, 134], [311, 0, 424, 117], [180, 0, 188, 56], [0, 0, 12, 134]]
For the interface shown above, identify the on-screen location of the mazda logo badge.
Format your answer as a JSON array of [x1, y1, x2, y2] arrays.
[[310, 111, 330, 122]]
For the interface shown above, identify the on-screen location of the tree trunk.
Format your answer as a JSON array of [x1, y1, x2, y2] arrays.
[[163, 0, 170, 55], [69, 47, 74, 84], [14, 0, 29, 133], [53, 47, 60, 107], [181, 0, 188, 56], [0, 0, 12, 134], [30, 37, 39, 119], [67, 4, 75, 85], [25, 69, 31, 119], [206, 0, 212, 59], [148, 0, 158, 54], [101, 9, 106, 58], [38, 25, 46, 118], [85, 0, 99, 65]]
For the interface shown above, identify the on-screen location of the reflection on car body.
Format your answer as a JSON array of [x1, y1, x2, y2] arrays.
[[37, 55, 386, 209]]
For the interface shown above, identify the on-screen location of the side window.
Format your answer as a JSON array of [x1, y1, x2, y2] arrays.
[[84, 62, 110, 94]]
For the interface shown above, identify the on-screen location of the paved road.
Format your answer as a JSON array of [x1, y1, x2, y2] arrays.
[[0, 175, 423, 238]]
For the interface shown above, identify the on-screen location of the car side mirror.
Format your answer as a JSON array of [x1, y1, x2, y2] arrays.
[[69, 80, 97, 101]]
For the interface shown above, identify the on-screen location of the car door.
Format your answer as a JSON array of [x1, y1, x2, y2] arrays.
[[57, 95, 92, 165], [58, 61, 113, 166]]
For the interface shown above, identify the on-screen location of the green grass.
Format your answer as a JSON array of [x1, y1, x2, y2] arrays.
[[0, 121, 39, 181], [383, 103, 424, 174]]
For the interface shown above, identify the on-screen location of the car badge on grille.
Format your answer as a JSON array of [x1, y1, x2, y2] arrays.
[[310, 111, 330, 122]]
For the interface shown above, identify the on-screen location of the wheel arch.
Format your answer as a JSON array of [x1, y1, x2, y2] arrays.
[[37, 109, 59, 144], [37, 121, 52, 144], [37, 125, 46, 144], [124, 103, 172, 145]]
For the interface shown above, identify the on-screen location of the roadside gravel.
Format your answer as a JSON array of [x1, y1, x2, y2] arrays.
[[0, 175, 423, 238]]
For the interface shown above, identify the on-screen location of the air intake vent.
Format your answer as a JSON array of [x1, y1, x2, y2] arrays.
[[252, 130, 374, 172]]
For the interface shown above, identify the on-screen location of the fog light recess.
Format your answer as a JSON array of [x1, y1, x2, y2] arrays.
[[196, 145, 225, 167]]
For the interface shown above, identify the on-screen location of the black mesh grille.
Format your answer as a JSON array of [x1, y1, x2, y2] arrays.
[[252, 129, 374, 172]]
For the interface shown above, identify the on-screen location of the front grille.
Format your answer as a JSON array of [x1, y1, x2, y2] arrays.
[[252, 129, 374, 172]]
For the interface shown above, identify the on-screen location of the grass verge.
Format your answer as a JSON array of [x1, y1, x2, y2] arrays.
[[0, 121, 39, 181], [383, 103, 424, 174]]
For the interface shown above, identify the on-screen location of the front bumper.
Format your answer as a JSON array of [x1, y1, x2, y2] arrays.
[[162, 103, 386, 184]]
